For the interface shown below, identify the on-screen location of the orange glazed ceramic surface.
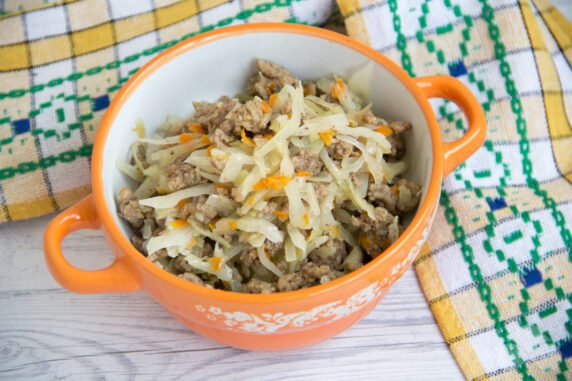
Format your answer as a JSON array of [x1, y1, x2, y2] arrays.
[[44, 23, 486, 351]]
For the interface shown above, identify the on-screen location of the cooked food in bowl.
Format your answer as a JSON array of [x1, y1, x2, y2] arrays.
[[116, 59, 421, 293]]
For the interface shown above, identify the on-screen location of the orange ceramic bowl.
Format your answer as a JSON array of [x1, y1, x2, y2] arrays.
[[44, 23, 486, 351]]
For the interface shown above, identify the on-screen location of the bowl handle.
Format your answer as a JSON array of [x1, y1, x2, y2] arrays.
[[44, 195, 141, 293], [414, 76, 486, 177]]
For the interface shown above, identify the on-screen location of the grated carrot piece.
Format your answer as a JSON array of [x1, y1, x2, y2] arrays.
[[391, 185, 399, 194], [207, 145, 214, 157], [318, 129, 334, 146], [176, 199, 188, 208], [209, 256, 223, 272], [179, 133, 193, 143], [215, 183, 232, 191], [187, 238, 197, 249], [259, 100, 271, 113], [201, 135, 212, 145], [329, 225, 340, 238], [303, 213, 310, 226], [228, 220, 238, 230], [359, 232, 373, 250], [188, 123, 204, 134], [246, 196, 256, 206], [268, 93, 279, 107], [263, 132, 274, 139], [208, 222, 216, 231], [331, 79, 345, 99], [170, 219, 189, 229], [296, 170, 312, 177], [266, 82, 277, 94], [241, 129, 256, 147], [375, 125, 393, 137], [253, 175, 291, 192], [274, 210, 289, 221]]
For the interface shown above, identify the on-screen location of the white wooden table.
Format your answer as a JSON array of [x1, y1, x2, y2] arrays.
[[0, 214, 463, 380]]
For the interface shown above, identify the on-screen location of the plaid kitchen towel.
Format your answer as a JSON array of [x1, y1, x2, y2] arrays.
[[336, 0, 572, 379], [0, 0, 335, 221]]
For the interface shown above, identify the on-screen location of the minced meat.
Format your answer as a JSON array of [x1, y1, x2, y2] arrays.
[[276, 262, 338, 292], [118, 188, 148, 228], [177, 195, 217, 224], [192, 96, 239, 135], [211, 128, 233, 148], [308, 239, 346, 268], [228, 97, 271, 134], [179, 272, 207, 286], [292, 148, 322, 175], [396, 179, 421, 213], [245, 278, 276, 294], [248, 59, 297, 98], [387, 121, 412, 159], [368, 183, 398, 214], [166, 162, 202, 192], [328, 139, 354, 160]]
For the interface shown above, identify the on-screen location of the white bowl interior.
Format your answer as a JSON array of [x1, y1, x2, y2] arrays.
[[102, 31, 433, 238]]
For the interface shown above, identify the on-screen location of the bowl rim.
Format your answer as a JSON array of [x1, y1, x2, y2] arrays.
[[92, 23, 443, 304]]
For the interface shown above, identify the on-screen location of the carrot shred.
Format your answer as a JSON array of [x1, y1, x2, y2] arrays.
[[266, 82, 277, 94], [170, 219, 189, 229], [331, 79, 345, 99], [318, 129, 334, 146], [329, 226, 340, 238], [253, 175, 291, 192], [259, 100, 271, 113], [228, 220, 238, 230], [179, 133, 193, 143], [209, 257, 223, 271], [375, 125, 393, 137], [263, 133, 274, 139], [246, 196, 256, 206], [215, 183, 232, 191], [268, 93, 279, 107], [391, 185, 399, 194], [296, 170, 312, 177], [241, 129, 256, 147], [188, 123, 204, 134], [176, 199, 188, 208], [208, 222, 216, 231], [187, 238, 198, 249], [302, 213, 310, 226], [201, 135, 212, 145], [207, 145, 214, 157], [274, 210, 289, 221], [359, 232, 373, 250]]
